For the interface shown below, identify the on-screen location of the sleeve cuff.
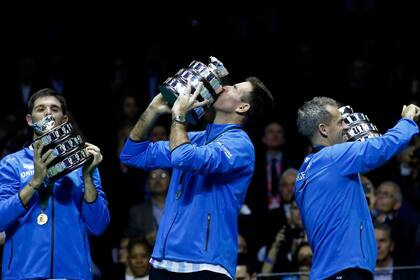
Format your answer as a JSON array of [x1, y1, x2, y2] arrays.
[[83, 193, 99, 204], [170, 141, 191, 153]]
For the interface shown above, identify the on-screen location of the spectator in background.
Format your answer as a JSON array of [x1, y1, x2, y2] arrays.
[[361, 175, 376, 213], [373, 181, 420, 266], [117, 94, 141, 165], [236, 252, 256, 280], [257, 168, 299, 268], [149, 125, 169, 143], [126, 169, 170, 242], [126, 237, 152, 280], [294, 242, 312, 280], [394, 135, 420, 211], [261, 200, 306, 274], [248, 121, 293, 214], [109, 237, 134, 280], [238, 233, 248, 254], [374, 223, 394, 279]]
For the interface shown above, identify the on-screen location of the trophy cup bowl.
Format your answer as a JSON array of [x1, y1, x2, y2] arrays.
[[35, 116, 92, 180], [339, 105, 382, 142], [158, 56, 229, 124]]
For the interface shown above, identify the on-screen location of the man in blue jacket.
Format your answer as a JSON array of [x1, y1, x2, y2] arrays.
[[295, 97, 420, 279], [0, 88, 110, 279], [120, 78, 273, 279]]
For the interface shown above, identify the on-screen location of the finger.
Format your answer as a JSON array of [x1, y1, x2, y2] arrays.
[[41, 149, 53, 162], [90, 151, 103, 166], [36, 142, 45, 158], [91, 147, 101, 154], [86, 147, 103, 160], [85, 143, 101, 153], [192, 99, 211, 109], [184, 81, 192, 95], [45, 152, 57, 166], [34, 140, 41, 152], [86, 148, 98, 157], [191, 82, 204, 101]]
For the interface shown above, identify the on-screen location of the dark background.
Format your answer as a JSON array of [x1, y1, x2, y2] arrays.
[[1, 3, 420, 276]]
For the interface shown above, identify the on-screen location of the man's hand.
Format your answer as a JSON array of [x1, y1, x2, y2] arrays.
[[83, 143, 103, 176], [149, 93, 171, 116], [402, 104, 420, 121], [172, 82, 210, 116], [128, 93, 171, 142], [31, 141, 54, 187]]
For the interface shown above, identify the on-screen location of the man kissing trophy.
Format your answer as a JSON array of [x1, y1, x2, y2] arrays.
[[159, 56, 229, 124]]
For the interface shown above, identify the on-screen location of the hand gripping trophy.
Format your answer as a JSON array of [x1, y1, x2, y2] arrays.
[[159, 56, 229, 124], [33, 115, 92, 181]]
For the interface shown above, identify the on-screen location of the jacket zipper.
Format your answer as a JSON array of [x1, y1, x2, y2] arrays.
[[162, 211, 178, 258], [205, 214, 211, 251], [360, 222, 365, 258], [7, 238, 13, 270], [50, 192, 55, 278], [163, 172, 185, 257]]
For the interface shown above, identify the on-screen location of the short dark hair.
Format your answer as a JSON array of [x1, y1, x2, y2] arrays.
[[127, 237, 152, 256], [374, 223, 393, 241], [296, 96, 338, 141], [243, 77, 274, 125], [27, 88, 67, 114]]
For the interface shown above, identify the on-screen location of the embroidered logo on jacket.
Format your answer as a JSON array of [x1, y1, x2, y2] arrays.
[[217, 141, 232, 159], [20, 163, 34, 178]]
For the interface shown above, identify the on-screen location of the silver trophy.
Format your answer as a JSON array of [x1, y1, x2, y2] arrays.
[[33, 115, 92, 180], [159, 56, 229, 124], [339, 105, 382, 142]]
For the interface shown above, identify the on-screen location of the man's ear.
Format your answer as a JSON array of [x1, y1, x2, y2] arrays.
[[63, 115, 69, 123], [26, 114, 33, 127], [318, 123, 328, 138], [236, 103, 250, 115]]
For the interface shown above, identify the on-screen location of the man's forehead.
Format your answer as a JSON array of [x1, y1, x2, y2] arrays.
[[34, 96, 61, 106], [236, 81, 252, 91], [325, 105, 341, 117]]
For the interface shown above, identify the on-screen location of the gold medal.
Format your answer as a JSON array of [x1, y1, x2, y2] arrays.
[[37, 213, 48, 225]]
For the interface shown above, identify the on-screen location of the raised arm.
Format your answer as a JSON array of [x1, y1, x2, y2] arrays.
[[332, 104, 420, 175], [120, 93, 173, 170], [129, 93, 171, 141]]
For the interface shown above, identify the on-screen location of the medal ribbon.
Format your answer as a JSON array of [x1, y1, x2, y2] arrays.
[[38, 180, 54, 211]]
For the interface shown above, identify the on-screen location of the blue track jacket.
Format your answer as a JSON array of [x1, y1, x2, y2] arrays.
[[295, 118, 418, 279], [0, 146, 110, 279], [120, 123, 255, 279]]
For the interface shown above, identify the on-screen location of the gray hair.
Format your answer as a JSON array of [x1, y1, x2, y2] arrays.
[[280, 168, 298, 181], [296, 96, 338, 141], [378, 181, 402, 204]]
